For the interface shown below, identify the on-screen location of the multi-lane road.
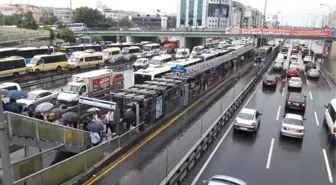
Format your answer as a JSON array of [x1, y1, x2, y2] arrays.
[[185, 41, 336, 185]]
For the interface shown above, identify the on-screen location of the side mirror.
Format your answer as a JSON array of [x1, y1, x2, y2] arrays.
[[259, 113, 263, 115], [202, 180, 208, 184], [303, 118, 307, 120], [79, 91, 83, 95], [324, 105, 328, 108]]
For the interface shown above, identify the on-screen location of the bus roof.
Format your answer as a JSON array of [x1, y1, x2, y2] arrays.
[[103, 47, 120, 52], [34, 52, 66, 58], [144, 43, 160, 46], [152, 54, 171, 61], [0, 47, 19, 52], [71, 52, 103, 57], [18, 47, 39, 51], [73, 69, 112, 78], [0, 56, 25, 62]]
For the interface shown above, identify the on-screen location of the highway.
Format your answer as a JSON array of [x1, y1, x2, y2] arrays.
[[88, 57, 262, 185], [184, 42, 336, 185]]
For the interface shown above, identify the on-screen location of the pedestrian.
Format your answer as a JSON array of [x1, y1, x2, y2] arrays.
[[90, 131, 101, 147], [4, 98, 20, 114], [104, 110, 116, 136], [35, 112, 45, 120]]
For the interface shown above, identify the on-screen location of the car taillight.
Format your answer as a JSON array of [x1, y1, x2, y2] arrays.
[[251, 122, 256, 126], [263, 80, 267, 83], [333, 127, 336, 133], [298, 130, 304, 133], [288, 101, 291, 104], [301, 104, 306, 107]]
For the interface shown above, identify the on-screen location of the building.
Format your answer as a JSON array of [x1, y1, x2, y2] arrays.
[[41, 7, 72, 24], [98, 6, 139, 21], [322, 12, 336, 28], [0, 4, 42, 23], [131, 14, 162, 29], [243, 6, 262, 28], [231, 1, 245, 28], [167, 15, 177, 29]]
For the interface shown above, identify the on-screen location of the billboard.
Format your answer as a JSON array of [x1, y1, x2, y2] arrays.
[[239, 28, 334, 37], [93, 75, 111, 92]]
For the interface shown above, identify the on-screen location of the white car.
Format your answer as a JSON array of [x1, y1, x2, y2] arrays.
[[324, 99, 336, 140], [303, 56, 312, 63], [307, 69, 319, 78], [17, 89, 59, 111], [289, 61, 300, 69], [280, 113, 305, 139], [277, 53, 285, 59], [203, 175, 246, 185], [233, 108, 262, 132], [290, 55, 298, 63], [288, 77, 302, 89]]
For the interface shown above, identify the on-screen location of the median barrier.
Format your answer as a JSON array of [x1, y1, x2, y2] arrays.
[[159, 42, 284, 185]]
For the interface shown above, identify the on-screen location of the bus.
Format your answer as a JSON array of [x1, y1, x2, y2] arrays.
[[149, 54, 172, 67], [0, 56, 26, 78], [134, 57, 203, 84], [108, 43, 142, 50], [26, 52, 68, 73], [257, 46, 272, 58], [67, 23, 88, 31], [0, 48, 19, 58], [59, 44, 103, 54], [142, 43, 161, 57], [17, 47, 54, 64]]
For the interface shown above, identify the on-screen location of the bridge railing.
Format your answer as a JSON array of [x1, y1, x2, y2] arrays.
[[5, 112, 91, 147]]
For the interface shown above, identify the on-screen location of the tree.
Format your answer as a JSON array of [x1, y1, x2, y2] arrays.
[[58, 28, 75, 42], [54, 20, 66, 28], [90, 35, 103, 43], [40, 14, 59, 25], [72, 7, 106, 27], [43, 26, 55, 51], [118, 16, 133, 28], [19, 11, 38, 29], [2, 14, 21, 26], [0, 14, 4, 25]]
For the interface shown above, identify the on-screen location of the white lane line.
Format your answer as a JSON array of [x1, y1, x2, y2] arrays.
[[314, 111, 320, 126], [306, 79, 310, 85], [266, 138, 275, 169], [282, 87, 285, 96], [191, 78, 263, 185], [322, 149, 334, 184], [276, 106, 281, 120], [304, 71, 307, 76], [309, 91, 314, 100]]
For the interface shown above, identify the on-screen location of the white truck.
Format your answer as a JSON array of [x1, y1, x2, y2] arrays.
[[57, 69, 119, 106]]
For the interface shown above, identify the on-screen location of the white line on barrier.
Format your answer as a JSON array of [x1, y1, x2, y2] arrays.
[[276, 106, 281, 120], [322, 149, 334, 183], [306, 79, 310, 85], [309, 91, 314, 100], [314, 111, 320, 126], [266, 138, 275, 169]]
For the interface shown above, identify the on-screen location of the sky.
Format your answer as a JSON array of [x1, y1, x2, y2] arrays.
[[3, 0, 336, 26]]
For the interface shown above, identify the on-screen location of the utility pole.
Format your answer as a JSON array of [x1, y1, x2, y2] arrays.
[[259, 0, 268, 56], [70, 0, 73, 24]]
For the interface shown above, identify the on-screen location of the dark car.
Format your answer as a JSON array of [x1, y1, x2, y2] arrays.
[[263, 75, 277, 87], [285, 92, 307, 112]]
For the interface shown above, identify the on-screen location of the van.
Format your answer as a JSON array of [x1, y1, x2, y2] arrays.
[[67, 52, 104, 70], [143, 43, 160, 57], [149, 54, 172, 67], [0, 56, 26, 78], [26, 52, 68, 73], [102, 47, 122, 63], [324, 99, 336, 140], [122, 46, 141, 61], [0, 82, 22, 103]]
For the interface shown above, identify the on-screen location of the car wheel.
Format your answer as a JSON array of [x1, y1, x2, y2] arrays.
[[51, 98, 57, 105], [56, 66, 61, 71], [28, 105, 35, 112], [35, 69, 40, 74]]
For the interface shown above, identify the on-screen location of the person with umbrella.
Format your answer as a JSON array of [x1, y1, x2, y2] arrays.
[[4, 98, 20, 113], [62, 112, 78, 128], [90, 130, 101, 147]]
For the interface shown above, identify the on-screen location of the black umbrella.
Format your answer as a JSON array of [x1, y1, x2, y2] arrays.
[[51, 108, 65, 119], [87, 119, 104, 132], [62, 112, 78, 122], [123, 110, 135, 124]]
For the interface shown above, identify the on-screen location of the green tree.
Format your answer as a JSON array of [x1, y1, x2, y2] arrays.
[[59, 28, 75, 42], [72, 7, 106, 27], [40, 14, 59, 25], [3, 14, 21, 26], [90, 35, 103, 42], [18, 11, 38, 29], [54, 20, 66, 28], [0, 14, 4, 25], [118, 16, 133, 28]]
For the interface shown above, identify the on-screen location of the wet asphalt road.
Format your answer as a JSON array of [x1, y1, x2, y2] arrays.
[[185, 42, 336, 185], [92, 60, 261, 185]]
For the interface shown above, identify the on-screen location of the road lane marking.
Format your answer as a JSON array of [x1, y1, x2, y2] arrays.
[[304, 71, 307, 76], [281, 87, 285, 96], [314, 111, 320, 126], [306, 79, 310, 85], [276, 106, 281, 120], [266, 138, 275, 169], [191, 79, 263, 185], [322, 149, 334, 183], [309, 91, 314, 100]]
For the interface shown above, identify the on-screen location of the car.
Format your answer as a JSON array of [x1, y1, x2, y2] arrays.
[[290, 55, 298, 63], [263, 75, 277, 87], [288, 77, 302, 89], [202, 175, 246, 185], [307, 69, 319, 78], [233, 108, 262, 132], [285, 92, 306, 112], [277, 53, 285, 59], [280, 113, 305, 139], [305, 63, 317, 72], [287, 68, 299, 77], [323, 99, 336, 140], [303, 56, 312, 63], [289, 61, 300, 69], [273, 62, 283, 71], [16, 89, 59, 111]]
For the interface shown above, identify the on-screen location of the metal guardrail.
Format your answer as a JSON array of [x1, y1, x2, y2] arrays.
[[5, 112, 91, 147], [159, 42, 283, 185]]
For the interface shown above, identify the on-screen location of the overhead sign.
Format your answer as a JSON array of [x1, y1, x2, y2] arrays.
[[171, 64, 187, 73], [79, 96, 116, 110], [239, 28, 333, 37]]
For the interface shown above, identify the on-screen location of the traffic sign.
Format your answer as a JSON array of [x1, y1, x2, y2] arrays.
[[79, 96, 116, 110], [171, 64, 187, 73]]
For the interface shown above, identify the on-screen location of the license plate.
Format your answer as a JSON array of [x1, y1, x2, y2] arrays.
[[288, 128, 296, 132], [240, 127, 248, 130], [294, 103, 299, 106]]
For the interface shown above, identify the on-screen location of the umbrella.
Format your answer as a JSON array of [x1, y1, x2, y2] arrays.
[[35, 102, 54, 113], [51, 108, 65, 119], [0, 89, 9, 97], [62, 112, 78, 122], [87, 107, 100, 112], [87, 119, 104, 132], [8, 90, 27, 100]]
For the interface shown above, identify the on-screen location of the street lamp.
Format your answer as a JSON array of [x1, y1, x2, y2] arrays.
[[275, 12, 281, 27], [309, 14, 318, 28], [320, 3, 336, 27]]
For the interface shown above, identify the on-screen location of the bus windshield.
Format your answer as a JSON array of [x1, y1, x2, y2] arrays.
[[30, 56, 41, 64], [69, 55, 80, 62]]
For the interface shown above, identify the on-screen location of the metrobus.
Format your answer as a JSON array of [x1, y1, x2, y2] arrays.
[[17, 47, 54, 64], [148, 54, 172, 67], [0, 48, 19, 58], [59, 44, 103, 53], [257, 46, 272, 58], [108, 43, 142, 50], [67, 23, 88, 31], [134, 57, 203, 84]]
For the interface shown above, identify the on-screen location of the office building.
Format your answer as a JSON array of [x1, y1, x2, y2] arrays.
[[243, 6, 262, 28], [231, 1, 245, 28], [41, 7, 72, 24], [0, 4, 42, 23]]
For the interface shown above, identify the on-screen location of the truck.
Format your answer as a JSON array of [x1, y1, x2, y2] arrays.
[[57, 69, 119, 106]]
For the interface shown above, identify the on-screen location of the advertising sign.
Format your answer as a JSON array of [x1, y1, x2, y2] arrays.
[[239, 28, 333, 37], [93, 75, 111, 92]]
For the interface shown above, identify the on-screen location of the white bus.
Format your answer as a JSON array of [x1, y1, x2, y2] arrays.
[[67, 52, 104, 70], [102, 47, 122, 63], [143, 43, 161, 57], [134, 57, 203, 84], [149, 54, 172, 67], [67, 23, 88, 31]]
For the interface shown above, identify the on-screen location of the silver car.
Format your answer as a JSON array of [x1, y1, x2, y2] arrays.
[[233, 108, 262, 132], [203, 175, 246, 185], [307, 69, 319, 78], [17, 89, 59, 111], [288, 77, 302, 89], [280, 113, 305, 139]]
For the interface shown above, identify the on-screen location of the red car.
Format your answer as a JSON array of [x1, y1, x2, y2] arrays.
[[287, 68, 299, 77]]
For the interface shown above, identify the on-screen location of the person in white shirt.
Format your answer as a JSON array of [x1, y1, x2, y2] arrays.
[[90, 131, 101, 146], [104, 111, 116, 135]]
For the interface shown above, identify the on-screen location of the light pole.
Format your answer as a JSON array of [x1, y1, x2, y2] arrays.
[[275, 12, 281, 28], [259, 0, 268, 56], [309, 14, 318, 28], [320, 3, 336, 28]]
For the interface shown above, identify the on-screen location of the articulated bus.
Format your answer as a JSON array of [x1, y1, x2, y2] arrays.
[[59, 44, 103, 54], [17, 47, 54, 64], [0, 48, 19, 58]]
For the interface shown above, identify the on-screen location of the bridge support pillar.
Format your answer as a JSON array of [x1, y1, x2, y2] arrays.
[[330, 41, 336, 61], [126, 36, 133, 43], [116, 36, 121, 43], [179, 37, 186, 48]]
